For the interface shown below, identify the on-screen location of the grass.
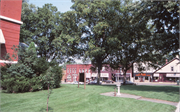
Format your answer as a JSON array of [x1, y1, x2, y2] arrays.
[[0, 84, 179, 112]]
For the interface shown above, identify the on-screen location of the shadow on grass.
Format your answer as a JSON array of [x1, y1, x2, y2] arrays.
[[40, 106, 53, 112], [122, 85, 179, 94], [97, 85, 179, 95]]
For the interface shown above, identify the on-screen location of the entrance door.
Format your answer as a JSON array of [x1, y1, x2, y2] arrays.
[[140, 76, 144, 82], [159, 74, 166, 82]]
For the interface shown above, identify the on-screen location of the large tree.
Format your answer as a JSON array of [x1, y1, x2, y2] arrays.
[[20, 2, 69, 62], [60, 0, 132, 84], [108, 1, 157, 84], [135, 1, 179, 58]]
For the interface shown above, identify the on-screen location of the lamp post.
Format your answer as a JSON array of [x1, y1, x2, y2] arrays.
[[117, 67, 121, 96]]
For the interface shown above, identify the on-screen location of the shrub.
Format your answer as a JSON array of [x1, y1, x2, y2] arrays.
[[1, 42, 63, 93]]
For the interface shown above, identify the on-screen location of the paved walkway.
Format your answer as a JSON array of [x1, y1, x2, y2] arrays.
[[100, 92, 178, 107]]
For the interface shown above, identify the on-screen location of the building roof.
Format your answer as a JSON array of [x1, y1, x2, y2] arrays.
[[153, 58, 180, 74]]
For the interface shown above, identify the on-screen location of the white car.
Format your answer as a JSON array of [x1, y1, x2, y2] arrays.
[[71, 81, 84, 85]]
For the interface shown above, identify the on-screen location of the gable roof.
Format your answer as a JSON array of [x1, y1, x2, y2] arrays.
[[153, 58, 180, 73]]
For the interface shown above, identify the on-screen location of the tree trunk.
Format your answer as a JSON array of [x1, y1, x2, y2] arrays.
[[97, 63, 102, 85], [47, 83, 49, 112], [123, 72, 127, 85]]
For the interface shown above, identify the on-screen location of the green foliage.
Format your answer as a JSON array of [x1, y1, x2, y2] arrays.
[[20, 3, 69, 62], [1, 72, 40, 93], [33, 57, 49, 76], [62, 0, 132, 84], [1, 42, 62, 93], [40, 66, 62, 90], [133, 1, 179, 56], [40, 67, 55, 90]]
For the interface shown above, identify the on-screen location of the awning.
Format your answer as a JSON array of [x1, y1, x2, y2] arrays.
[[91, 73, 109, 77], [91, 73, 97, 77], [115, 73, 130, 77], [135, 73, 152, 77], [100, 73, 109, 77], [154, 73, 159, 77], [166, 74, 180, 77], [86, 73, 91, 78], [0, 29, 5, 44]]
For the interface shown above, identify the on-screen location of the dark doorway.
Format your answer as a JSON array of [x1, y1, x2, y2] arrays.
[[79, 73, 85, 82], [159, 73, 166, 82]]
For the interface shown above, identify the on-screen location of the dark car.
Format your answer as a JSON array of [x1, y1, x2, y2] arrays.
[[121, 81, 136, 85], [106, 80, 114, 83]]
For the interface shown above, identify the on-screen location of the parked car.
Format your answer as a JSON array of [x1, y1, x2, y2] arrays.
[[86, 79, 89, 83], [121, 81, 136, 85], [106, 80, 114, 83], [71, 81, 84, 85], [88, 79, 102, 84]]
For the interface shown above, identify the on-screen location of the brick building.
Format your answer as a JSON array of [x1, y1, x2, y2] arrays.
[[66, 64, 133, 82], [0, 0, 23, 65]]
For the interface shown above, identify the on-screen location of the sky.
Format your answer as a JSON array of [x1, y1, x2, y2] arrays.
[[29, 0, 74, 13], [28, 0, 139, 13]]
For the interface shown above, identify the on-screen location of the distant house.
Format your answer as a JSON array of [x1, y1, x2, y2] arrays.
[[153, 57, 180, 82], [133, 62, 157, 82], [133, 57, 180, 83], [0, 0, 23, 65]]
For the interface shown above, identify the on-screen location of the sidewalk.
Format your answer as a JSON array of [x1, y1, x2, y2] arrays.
[[100, 92, 178, 107]]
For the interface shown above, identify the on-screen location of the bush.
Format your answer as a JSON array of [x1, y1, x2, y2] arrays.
[[40, 66, 62, 90], [1, 42, 63, 93], [1, 63, 41, 93]]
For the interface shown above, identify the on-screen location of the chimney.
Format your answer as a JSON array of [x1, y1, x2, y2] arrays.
[[166, 59, 168, 64]]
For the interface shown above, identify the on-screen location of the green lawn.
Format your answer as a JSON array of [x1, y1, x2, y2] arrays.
[[1, 84, 179, 112]]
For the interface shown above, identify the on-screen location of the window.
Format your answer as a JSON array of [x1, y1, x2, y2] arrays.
[[67, 68, 69, 73], [79, 69, 81, 73], [89, 69, 91, 73], [135, 76, 138, 80], [82, 69, 84, 73], [102, 67, 105, 71], [145, 76, 148, 80], [67, 75, 71, 81], [70, 68, 71, 73], [171, 67, 174, 71], [75, 68, 76, 73]]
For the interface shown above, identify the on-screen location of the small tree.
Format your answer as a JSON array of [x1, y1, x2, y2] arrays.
[[40, 67, 54, 112]]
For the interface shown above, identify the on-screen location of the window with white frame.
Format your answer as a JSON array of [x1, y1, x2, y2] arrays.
[[67, 74, 71, 81], [89, 69, 91, 73], [75, 68, 76, 73], [85, 69, 87, 73], [171, 67, 174, 71], [102, 67, 105, 71], [67, 68, 69, 73], [70, 68, 71, 73], [82, 69, 84, 73], [79, 69, 81, 73]]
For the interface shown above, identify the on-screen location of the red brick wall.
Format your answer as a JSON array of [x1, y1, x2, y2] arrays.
[[66, 64, 133, 82]]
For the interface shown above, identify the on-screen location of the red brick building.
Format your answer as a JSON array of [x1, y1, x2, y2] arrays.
[[0, 0, 23, 65], [66, 64, 133, 82]]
